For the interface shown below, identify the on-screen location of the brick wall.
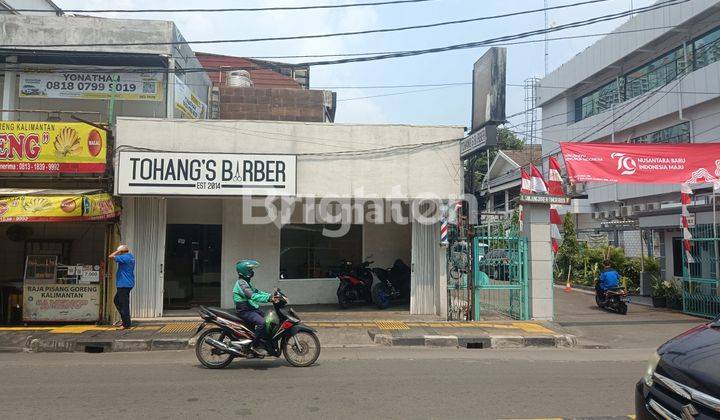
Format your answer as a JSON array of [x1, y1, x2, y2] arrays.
[[218, 86, 326, 122]]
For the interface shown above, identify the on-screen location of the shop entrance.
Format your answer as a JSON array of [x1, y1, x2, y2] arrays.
[[164, 224, 222, 310]]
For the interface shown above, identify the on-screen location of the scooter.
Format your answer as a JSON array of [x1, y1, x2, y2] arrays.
[[371, 259, 411, 309], [595, 284, 630, 315], [336, 260, 374, 309], [194, 289, 321, 368]]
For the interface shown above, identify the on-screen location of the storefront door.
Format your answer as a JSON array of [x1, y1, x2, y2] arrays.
[[164, 225, 222, 309]]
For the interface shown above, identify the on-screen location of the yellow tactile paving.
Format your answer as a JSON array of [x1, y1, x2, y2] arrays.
[[375, 320, 410, 330], [157, 323, 200, 334]]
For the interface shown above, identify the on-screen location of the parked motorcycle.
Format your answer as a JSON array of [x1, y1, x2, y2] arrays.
[[194, 289, 321, 368], [371, 259, 411, 309], [336, 260, 374, 309], [595, 284, 630, 315]]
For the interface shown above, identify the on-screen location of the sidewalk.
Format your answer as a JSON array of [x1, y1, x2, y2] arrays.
[[0, 319, 575, 353]]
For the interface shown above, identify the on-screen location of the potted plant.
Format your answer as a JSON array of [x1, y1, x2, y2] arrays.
[[666, 281, 683, 310], [650, 276, 670, 308]]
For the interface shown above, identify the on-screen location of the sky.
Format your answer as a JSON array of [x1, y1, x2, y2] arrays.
[[53, 0, 657, 130]]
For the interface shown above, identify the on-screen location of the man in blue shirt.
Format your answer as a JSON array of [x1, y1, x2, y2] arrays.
[[598, 260, 621, 292], [109, 245, 135, 329]]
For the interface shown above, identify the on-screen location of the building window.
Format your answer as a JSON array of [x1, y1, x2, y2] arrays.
[[279, 224, 363, 279], [492, 191, 506, 212], [575, 79, 622, 121], [625, 47, 686, 100], [693, 27, 720, 70], [631, 122, 691, 144], [572, 24, 720, 123]]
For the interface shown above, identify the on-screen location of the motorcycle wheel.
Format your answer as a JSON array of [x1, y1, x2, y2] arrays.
[[617, 302, 628, 315], [195, 328, 235, 369], [372, 283, 392, 309], [337, 283, 352, 309], [282, 331, 321, 367], [595, 293, 604, 308]]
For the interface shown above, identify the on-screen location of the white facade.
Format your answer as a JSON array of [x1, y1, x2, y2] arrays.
[[115, 118, 463, 317], [538, 0, 720, 280]]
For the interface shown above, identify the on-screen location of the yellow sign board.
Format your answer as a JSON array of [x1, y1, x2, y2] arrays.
[[0, 121, 107, 173], [0, 192, 119, 223]]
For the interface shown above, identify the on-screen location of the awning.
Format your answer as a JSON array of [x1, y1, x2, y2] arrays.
[[0, 190, 119, 223]]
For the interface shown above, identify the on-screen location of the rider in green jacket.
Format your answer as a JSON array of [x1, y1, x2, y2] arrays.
[[233, 259, 276, 355]]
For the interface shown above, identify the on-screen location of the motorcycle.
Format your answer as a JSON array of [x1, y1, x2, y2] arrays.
[[336, 260, 374, 309], [595, 284, 630, 315], [194, 289, 321, 368], [371, 259, 411, 309]]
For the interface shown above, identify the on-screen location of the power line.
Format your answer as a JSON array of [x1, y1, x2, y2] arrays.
[[337, 85, 464, 101], [23, 0, 436, 13], [0, 0, 671, 49]]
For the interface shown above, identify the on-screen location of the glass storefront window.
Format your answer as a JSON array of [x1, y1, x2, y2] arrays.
[[631, 122, 691, 144], [280, 224, 363, 279]]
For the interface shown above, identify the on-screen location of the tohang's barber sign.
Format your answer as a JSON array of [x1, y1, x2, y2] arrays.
[[116, 151, 297, 196]]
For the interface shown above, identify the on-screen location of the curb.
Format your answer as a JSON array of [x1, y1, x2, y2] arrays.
[[20, 337, 192, 353], [368, 330, 576, 349]]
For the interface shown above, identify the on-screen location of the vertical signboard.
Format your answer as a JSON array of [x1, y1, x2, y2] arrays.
[[471, 47, 507, 132]]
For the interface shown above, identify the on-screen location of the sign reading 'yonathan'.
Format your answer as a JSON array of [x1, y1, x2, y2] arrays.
[[117, 151, 297, 196]]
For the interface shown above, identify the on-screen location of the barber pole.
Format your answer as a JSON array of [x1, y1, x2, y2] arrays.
[[440, 218, 449, 246], [681, 184, 695, 264]]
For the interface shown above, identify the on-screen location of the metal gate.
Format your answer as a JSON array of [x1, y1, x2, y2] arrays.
[[472, 227, 529, 320], [682, 224, 720, 318]]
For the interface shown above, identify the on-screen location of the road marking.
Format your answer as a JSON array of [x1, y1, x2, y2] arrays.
[[375, 321, 410, 330]]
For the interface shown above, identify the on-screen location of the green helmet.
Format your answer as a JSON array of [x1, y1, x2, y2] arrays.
[[236, 259, 259, 279]]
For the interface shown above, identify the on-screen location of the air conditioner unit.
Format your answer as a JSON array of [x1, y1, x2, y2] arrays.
[[601, 211, 611, 220], [632, 203, 647, 212], [646, 202, 661, 211], [621, 206, 635, 217], [593, 211, 602, 220], [611, 209, 621, 219]]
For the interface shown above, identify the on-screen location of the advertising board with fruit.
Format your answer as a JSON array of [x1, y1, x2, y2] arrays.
[[0, 121, 107, 174], [0, 193, 119, 223]]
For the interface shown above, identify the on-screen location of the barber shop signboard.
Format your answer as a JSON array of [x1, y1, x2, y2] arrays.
[[116, 151, 297, 196]]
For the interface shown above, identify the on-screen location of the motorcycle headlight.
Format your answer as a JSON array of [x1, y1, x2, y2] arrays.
[[643, 351, 661, 387]]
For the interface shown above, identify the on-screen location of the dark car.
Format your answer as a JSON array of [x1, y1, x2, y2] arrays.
[[635, 316, 720, 419]]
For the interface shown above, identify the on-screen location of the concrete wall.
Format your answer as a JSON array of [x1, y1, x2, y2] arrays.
[[0, 14, 173, 55], [219, 87, 327, 122], [115, 118, 465, 199], [166, 198, 223, 225]]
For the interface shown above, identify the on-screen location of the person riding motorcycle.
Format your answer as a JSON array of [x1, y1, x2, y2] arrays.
[[233, 259, 278, 356], [597, 260, 621, 296]]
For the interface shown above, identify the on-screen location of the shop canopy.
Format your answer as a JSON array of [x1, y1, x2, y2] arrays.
[[0, 189, 119, 223]]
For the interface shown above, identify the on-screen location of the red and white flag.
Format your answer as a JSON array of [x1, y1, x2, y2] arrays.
[[520, 168, 532, 194], [680, 183, 695, 264], [550, 205, 562, 253], [548, 157, 564, 197], [530, 164, 548, 194]]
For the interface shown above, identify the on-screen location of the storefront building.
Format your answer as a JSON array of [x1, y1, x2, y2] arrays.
[[114, 117, 464, 318], [0, 122, 118, 323]]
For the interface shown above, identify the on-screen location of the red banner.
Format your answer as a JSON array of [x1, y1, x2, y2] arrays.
[[560, 143, 720, 184]]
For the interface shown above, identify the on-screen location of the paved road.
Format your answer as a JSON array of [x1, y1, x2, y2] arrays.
[[1, 347, 645, 420], [554, 287, 706, 348]]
